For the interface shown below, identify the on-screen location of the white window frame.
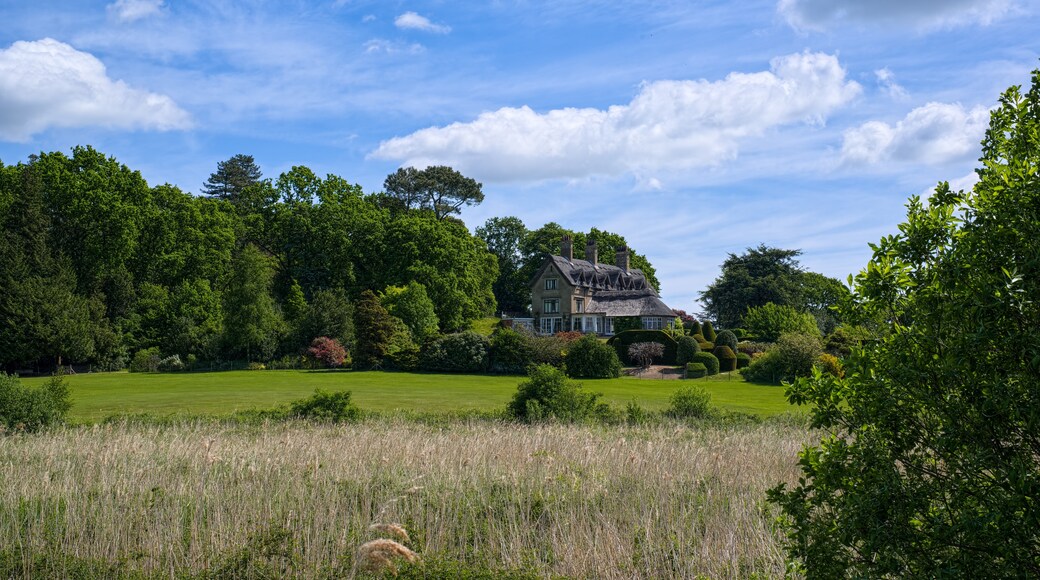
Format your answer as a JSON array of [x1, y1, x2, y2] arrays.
[[544, 278, 557, 290], [642, 316, 663, 330], [540, 317, 562, 335], [574, 298, 584, 313], [543, 299, 559, 314]]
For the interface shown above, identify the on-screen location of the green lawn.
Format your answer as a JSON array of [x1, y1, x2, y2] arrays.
[[24, 369, 797, 422]]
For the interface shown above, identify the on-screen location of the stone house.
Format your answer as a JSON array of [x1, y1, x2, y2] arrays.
[[529, 236, 676, 335]]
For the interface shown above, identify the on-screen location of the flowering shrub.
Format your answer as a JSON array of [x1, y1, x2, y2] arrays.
[[308, 336, 348, 368]]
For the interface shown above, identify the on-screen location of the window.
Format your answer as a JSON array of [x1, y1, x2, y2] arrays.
[[642, 317, 663, 330], [574, 298, 584, 313], [543, 299, 559, 314], [544, 278, 557, 290], [540, 317, 561, 335]]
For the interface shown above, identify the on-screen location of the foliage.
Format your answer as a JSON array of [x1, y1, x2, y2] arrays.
[[526, 335, 567, 368], [690, 352, 719, 376], [381, 281, 440, 342], [353, 290, 395, 369], [489, 328, 532, 374], [627, 342, 664, 369], [288, 389, 361, 422], [553, 330, 584, 342], [713, 345, 737, 372], [814, 353, 843, 378], [564, 334, 621, 378], [823, 325, 870, 358], [714, 329, 738, 352], [701, 320, 717, 343], [507, 364, 601, 422], [0, 372, 71, 432], [741, 332, 822, 385], [383, 165, 485, 219], [201, 154, 263, 203], [607, 330, 678, 365], [476, 216, 530, 314], [770, 70, 1040, 577], [420, 331, 490, 373], [700, 245, 806, 329], [130, 347, 162, 373], [736, 352, 752, 369], [384, 317, 420, 371], [223, 244, 284, 361], [743, 302, 820, 343], [667, 385, 711, 418], [685, 362, 708, 379], [307, 336, 347, 368], [675, 335, 701, 365]]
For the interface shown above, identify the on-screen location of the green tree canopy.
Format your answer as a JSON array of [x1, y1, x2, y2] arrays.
[[201, 154, 263, 202], [382, 165, 484, 219], [476, 216, 530, 314], [769, 68, 1040, 578]]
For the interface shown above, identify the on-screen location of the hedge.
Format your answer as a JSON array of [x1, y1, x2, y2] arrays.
[[690, 351, 719, 376], [685, 362, 708, 379], [606, 330, 678, 365]]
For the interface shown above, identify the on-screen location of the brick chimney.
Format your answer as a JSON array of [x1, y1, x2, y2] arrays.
[[585, 240, 598, 265], [616, 246, 630, 272], [560, 235, 573, 261]]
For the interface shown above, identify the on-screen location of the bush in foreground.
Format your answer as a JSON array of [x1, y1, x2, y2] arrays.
[[667, 385, 712, 419], [564, 334, 621, 378], [507, 364, 601, 423], [289, 389, 361, 422], [0, 373, 71, 433]]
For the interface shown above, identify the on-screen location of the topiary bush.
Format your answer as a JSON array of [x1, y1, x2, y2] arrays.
[[420, 331, 490, 373], [289, 389, 361, 422], [507, 364, 601, 423], [701, 321, 717, 343], [607, 330, 678, 365], [0, 373, 71, 433], [736, 352, 752, 369], [691, 351, 719, 376], [714, 330, 738, 352], [687, 320, 702, 336], [676, 335, 701, 365], [713, 345, 737, 372], [667, 385, 711, 418], [565, 334, 621, 378], [489, 328, 533, 374], [685, 362, 708, 379]]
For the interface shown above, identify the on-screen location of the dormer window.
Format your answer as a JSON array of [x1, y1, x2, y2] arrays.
[[544, 278, 557, 290]]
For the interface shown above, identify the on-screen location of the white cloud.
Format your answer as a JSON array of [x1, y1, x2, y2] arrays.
[[106, 0, 164, 23], [842, 102, 990, 166], [372, 51, 860, 182], [363, 39, 425, 55], [0, 38, 192, 141], [779, 0, 1014, 31], [394, 12, 451, 34], [875, 68, 908, 99]]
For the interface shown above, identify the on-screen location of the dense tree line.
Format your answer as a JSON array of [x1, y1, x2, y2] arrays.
[[0, 147, 498, 371]]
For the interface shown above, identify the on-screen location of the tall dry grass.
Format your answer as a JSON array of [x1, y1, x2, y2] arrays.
[[0, 419, 811, 578]]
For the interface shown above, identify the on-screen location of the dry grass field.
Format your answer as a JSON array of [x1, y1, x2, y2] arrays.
[[0, 418, 811, 578]]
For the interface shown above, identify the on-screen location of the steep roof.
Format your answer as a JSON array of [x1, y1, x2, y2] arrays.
[[542, 255, 651, 292], [532, 254, 676, 319]]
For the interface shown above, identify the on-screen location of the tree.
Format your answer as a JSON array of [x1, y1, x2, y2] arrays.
[[700, 245, 805, 329], [202, 154, 263, 202], [383, 166, 484, 219], [308, 336, 347, 368], [768, 70, 1040, 577], [476, 216, 530, 314], [297, 288, 354, 351], [380, 281, 439, 343], [222, 244, 284, 361], [743, 302, 820, 342], [353, 290, 395, 369]]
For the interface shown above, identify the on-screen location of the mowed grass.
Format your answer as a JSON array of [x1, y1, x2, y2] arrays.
[[24, 369, 797, 422]]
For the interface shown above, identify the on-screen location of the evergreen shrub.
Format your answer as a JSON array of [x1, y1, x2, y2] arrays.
[[565, 334, 621, 378], [691, 351, 719, 376], [420, 331, 490, 373], [676, 335, 701, 365], [607, 330, 678, 365], [713, 345, 737, 372], [685, 362, 708, 379]]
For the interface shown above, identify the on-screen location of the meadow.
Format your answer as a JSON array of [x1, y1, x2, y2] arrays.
[[22, 369, 797, 423], [0, 417, 811, 578]]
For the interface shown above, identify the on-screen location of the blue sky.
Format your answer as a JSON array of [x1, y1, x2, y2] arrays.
[[1, 0, 1037, 311]]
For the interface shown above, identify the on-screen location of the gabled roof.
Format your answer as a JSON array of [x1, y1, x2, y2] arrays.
[[533, 255, 652, 292]]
